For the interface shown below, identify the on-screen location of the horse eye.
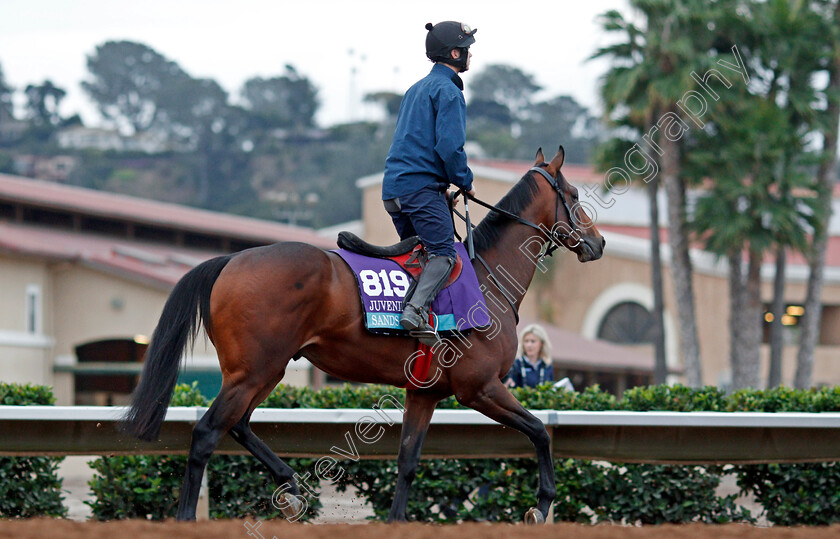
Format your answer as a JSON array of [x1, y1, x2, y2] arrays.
[[572, 192, 579, 202]]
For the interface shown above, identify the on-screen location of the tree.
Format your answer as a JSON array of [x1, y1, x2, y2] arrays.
[[82, 40, 188, 133], [686, 0, 828, 389], [468, 64, 541, 157], [155, 77, 229, 146], [364, 91, 403, 121], [735, 0, 832, 388], [155, 77, 242, 205], [795, 0, 840, 389], [466, 96, 518, 158], [691, 0, 829, 389], [592, 1, 721, 386], [517, 95, 602, 164], [468, 99, 513, 127], [24, 80, 66, 126], [470, 64, 541, 123], [241, 65, 319, 130], [691, 92, 818, 389], [0, 63, 13, 120], [465, 64, 600, 161], [591, 7, 670, 383], [767, 244, 786, 387]]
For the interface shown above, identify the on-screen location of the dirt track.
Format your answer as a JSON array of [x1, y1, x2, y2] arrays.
[[1, 520, 840, 539]]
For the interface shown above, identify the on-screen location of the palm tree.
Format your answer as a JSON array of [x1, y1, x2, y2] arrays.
[[707, 0, 832, 389], [689, 83, 819, 389], [592, 0, 722, 386], [741, 0, 833, 388], [795, 0, 840, 389]]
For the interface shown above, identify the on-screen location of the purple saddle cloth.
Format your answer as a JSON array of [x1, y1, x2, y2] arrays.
[[333, 242, 491, 336]]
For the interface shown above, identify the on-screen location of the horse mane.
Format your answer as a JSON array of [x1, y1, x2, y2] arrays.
[[472, 170, 542, 253]]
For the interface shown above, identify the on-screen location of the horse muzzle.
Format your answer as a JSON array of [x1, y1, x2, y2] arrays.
[[576, 235, 605, 262]]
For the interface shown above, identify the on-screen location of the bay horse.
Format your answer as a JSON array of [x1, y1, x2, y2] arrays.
[[122, 146, 605, 523]]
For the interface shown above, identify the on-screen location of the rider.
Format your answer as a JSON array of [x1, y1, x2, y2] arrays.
[[382, 21, 477, 345]]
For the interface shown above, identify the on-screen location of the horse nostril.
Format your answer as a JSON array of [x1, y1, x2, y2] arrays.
[[601, 237, 606, 248]]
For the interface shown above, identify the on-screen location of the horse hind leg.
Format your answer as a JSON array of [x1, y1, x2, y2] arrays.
[[176, 383, 254, 521], [229, 399, 307, 521], [458, 380, 555, 524]]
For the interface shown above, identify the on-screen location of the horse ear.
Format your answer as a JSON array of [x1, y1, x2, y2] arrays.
[[534, 147, 545, 165], [549, 145, 565, 170]]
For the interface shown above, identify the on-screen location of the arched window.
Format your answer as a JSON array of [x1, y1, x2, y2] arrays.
[[597, 301, 655, 344]]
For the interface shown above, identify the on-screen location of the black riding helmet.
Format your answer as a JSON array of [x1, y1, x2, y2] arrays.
[[425, 21, 477, 68]]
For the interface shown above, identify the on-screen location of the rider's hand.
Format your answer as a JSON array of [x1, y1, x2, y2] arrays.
[[450, 188, 475, 208]]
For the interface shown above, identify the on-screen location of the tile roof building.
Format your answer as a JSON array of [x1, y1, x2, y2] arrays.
[[0, 173, 333, 404]]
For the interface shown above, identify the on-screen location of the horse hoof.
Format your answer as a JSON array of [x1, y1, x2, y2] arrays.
[[524, 507, 545, 525], [279, 493, 304, 520]]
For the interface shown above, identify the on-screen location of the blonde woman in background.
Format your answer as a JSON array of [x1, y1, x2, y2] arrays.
[[503, 324, 554, 388]]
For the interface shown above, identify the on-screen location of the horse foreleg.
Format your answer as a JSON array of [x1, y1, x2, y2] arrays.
[[460, 380, 555, 524], [229, 415, 305, 520], [176, 385, 252, 521], [387, 390, 439, 522]]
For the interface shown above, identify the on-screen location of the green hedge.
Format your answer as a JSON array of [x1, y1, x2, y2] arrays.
[[87, 383, 321, 521], [79, 382, 840, 524], [263, 383, 840, 525], [334, 458, 750, 524], [0, 383, 67, 518]]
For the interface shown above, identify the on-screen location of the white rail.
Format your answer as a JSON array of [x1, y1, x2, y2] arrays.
[[2, 406, 840, 463]]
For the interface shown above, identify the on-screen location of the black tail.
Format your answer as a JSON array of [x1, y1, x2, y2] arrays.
[[121, 255, 233, 441]]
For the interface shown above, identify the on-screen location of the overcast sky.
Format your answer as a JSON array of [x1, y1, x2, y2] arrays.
[[0, 0, 627, 127]]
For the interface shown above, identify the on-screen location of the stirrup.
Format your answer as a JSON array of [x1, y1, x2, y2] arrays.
[[401, 305, 441, 346], [399, 304, 427, 331], [409, 327, 441, 347]]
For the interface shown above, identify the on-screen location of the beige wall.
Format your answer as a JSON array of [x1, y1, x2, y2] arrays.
[[535, 250, 681, 373], [691, 271, 730, 385], [50, 265, 224, 404], [0, 347, 50, 385], [0, 255, 227, 403], [0, 250, 314, 403], [51, 265, 168, 358], [0, 257, 50, 332], [0, 256, 53, 387]]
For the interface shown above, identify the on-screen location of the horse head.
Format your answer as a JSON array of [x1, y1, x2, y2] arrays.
[[533, 146, 605, 262]]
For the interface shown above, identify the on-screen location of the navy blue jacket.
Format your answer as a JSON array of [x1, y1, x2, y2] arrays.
[[504, 356, 555, 388], [382, 64, 474, 200]]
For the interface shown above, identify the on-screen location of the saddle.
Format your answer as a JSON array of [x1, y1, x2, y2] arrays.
[[337, 231, 463, 287]]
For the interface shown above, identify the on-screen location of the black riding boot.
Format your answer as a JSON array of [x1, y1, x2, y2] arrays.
[[400, 255, 455, 346]]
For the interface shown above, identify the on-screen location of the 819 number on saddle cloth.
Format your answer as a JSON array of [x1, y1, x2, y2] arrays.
[[359, 269, 411, 297]]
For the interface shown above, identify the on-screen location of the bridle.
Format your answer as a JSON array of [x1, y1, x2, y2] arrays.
[[528, 164, 579, 253]]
